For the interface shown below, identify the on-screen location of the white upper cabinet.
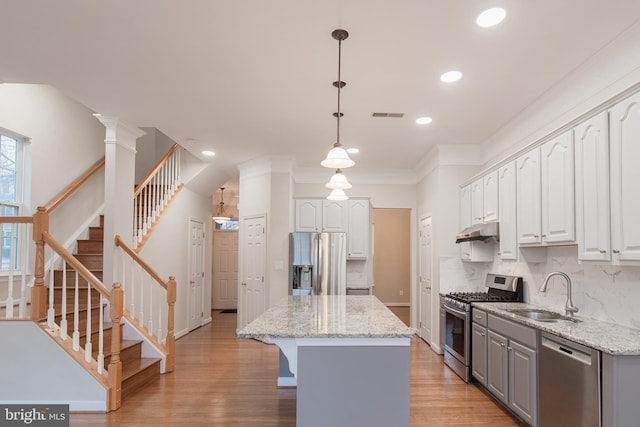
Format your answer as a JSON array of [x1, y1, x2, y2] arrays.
[[295, 199, 322, 232], [322, 200, 348, 232], [460, 184, 472, 230], [540, 130, 575, 243], [347, 199, 370, 259], [610, 93, 640, 262], [460, 184, 494, 262], [483, 171, 499, 223], [517, 131, 575, 246], [471, 178, 484, 225], [516, 148, 542, 244], [498, 162, 517, 260], [575, 111, 611, 261]]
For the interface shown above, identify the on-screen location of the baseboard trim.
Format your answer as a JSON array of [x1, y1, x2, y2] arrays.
[[384, 303, 411, 307]]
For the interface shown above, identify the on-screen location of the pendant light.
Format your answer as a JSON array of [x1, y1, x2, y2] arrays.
[[321, 29, 355, 169], [326, 168, 352, 190], [212, 187, 231, 225], [326, 188, 349, 201]]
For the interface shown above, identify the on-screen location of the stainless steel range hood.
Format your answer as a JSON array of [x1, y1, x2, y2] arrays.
[[455, 222, 499, 243]]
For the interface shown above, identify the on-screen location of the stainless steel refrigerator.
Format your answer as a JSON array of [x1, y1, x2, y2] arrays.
[[289, 232, 347, 295]]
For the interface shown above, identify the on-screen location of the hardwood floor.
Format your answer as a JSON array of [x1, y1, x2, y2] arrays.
[[71, 308, 525, 426]]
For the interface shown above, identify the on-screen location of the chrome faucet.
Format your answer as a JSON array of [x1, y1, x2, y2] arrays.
[[539, 271, 579, 317]]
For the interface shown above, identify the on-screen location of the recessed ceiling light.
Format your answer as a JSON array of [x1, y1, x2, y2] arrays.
[[476, 7, 506, 28], [201, 150, 216, 157], [440, 70, 462, 83], [416, 117, 433, 125], [346, 148, 359, 154]]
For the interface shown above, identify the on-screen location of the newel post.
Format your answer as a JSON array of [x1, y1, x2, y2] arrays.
[[31, 207, 49, 320], [108, 282, 124, 411], [165, 276, 177, 372]]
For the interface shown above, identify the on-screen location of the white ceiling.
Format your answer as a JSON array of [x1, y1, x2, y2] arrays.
[[2, 1, 640, 180]]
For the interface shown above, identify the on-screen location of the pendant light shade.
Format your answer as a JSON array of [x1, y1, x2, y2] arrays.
[[327, 188, 349, 201], [321, 29, 355, 170], [321, 146, 355, 169], [212, 187, 231, 225], [326, 169, 352, 189]]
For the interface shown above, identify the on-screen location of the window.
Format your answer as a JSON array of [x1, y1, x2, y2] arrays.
[[0, 129, 27, 272], [215, 219, 239, 230]]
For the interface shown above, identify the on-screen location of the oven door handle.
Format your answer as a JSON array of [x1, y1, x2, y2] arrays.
[[445, 304, 467, 318]]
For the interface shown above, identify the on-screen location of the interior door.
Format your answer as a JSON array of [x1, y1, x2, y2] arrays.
[[212, 230, 238, 309], [419, 216, 432, 342], [240, 214, 266, 327], [188, 218, 205, 331]]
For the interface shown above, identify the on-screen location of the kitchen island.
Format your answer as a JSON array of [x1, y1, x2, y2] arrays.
[[238, 295, 414, 427]]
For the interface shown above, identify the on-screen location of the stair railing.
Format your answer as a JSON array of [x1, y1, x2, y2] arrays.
[[0, 216, 33, 319], [114, 234, 176, 372], [133, 144, 182, 250]]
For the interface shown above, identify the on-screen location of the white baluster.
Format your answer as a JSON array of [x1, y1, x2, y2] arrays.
[[129, 256, 136, 316], [19, 257, 27, 318], [47, 267, 55, 329], [157, 301, 163, 343], [60, 263, 68, 340], [138, 267, 144, 328], [72, 271, 80, 351], [97, 297, 104, 374], [148, 277, 153, 337], [85, 281, 92, 362], [5, 223, 15, 318]]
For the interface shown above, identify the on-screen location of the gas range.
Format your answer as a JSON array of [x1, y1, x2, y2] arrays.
[[444, 273, 524, 311], [442, 273, 523, 383]]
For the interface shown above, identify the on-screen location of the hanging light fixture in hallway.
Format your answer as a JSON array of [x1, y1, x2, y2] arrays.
[[212, 187, 231, 225], [321, 29, 355, 171]]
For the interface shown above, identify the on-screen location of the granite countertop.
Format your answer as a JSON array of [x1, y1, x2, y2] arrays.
[[237, 295, 415, 340], [473, 302, 640, 356]]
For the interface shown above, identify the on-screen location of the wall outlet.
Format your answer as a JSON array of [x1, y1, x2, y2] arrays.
[[399, 290, 404, 296]]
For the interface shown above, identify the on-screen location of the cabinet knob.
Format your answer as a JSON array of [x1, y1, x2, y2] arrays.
[[508, 347, 512, 351], [533, 234, 539, 238], [613, 249, 620, 254], [599, 249, 607, 254], [481, 332, 486, 337], [500, 343, 506, 348], [542, 234, 547, 238]]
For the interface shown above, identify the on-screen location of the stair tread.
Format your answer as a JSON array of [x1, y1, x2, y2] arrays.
[[122, 357, 161, 381]]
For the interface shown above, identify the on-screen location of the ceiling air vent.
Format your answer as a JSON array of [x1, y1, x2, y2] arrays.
[[372, 112, 405, 118]]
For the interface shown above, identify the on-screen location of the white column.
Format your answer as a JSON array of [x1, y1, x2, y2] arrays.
[[94, 114, 145, 289]]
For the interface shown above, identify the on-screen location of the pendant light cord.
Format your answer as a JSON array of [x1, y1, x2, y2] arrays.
[[336, 37, 342, 148]]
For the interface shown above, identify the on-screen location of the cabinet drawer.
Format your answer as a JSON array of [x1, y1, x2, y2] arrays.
[[472, 308, 488, 327], [488, 314, 537, 348]]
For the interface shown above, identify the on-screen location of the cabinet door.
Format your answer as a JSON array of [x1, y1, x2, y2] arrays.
[[517, 148, 542, 244], [483, 171, 499, 223], [471, 178, 484, 225], [541, 131, 575, 243], [347, 199, 370, 259], [487, 330, 509, 404], [498, 162, 517, 260], [295, 199, 322, 232], [508, 341, 537, 426], [322, 200, 348, 232], [610, 93, 640, 262], [460, 185, 472, 260], [575, 112, 611, 261], [471, 323, 488, 386]]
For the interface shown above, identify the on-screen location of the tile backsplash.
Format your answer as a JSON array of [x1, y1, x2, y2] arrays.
[[441, 246, 640, 330]]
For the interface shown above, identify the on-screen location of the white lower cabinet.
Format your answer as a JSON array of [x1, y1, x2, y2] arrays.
[[477, 313, 538, 427]]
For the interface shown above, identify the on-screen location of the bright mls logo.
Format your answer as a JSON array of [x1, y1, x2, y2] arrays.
[[0, 405, 68, 426]]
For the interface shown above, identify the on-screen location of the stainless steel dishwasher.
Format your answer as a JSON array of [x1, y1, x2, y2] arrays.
[[539, 332, 601, 427]]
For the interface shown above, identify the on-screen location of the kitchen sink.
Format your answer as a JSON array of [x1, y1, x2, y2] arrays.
[[508, 308, 582, 323]]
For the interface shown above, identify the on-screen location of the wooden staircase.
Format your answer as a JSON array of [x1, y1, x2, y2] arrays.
[[49, 215, 162, 399]]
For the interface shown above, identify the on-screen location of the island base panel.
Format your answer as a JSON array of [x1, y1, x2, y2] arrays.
[[297, 345, 410, 427]]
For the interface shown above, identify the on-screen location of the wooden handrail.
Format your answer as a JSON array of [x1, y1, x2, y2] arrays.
[[44, 157, 106, 213], [114, 235, 168, 289], [42, 231, 111, 298], [134, 143, 179, 197], [0, 216, 34, 224]]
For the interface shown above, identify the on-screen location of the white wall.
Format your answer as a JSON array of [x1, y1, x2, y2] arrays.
[[0, 322, 107, 411], [138, 186, 212, 337], [0, 84, 105, 249]]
